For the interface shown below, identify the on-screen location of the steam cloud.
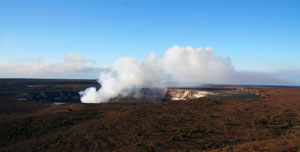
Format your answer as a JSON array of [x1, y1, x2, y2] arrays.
[[80, 45, 249, 103]]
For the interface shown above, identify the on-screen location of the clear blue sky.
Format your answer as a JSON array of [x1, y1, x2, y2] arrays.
[[0, 0, 300, 72]]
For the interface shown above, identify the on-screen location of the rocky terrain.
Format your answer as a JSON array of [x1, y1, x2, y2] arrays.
[[0, 79, 300, 152], [20, 86, 261, 103]]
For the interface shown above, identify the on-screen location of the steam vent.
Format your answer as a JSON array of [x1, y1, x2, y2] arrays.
[[24, 87, 261, 103], [109, 87, 261, 102]]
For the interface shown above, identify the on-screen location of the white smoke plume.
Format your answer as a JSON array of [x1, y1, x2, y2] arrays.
[[80, 45, 286, 103], [81, 57, 147, 103], [159, 46, 235, 84]]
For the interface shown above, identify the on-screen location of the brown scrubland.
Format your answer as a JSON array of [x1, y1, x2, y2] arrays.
[[0, 79, 300, 152]]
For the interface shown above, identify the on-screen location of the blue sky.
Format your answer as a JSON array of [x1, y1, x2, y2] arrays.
[[0, 0, 300, 81]]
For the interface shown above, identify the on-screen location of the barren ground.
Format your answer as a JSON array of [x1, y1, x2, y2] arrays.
[[1, 79, 300, 152]]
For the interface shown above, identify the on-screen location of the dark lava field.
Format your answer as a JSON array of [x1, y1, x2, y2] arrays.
[[1, 79, 300, 152]]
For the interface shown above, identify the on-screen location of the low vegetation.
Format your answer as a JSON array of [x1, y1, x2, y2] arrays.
[[0, 79, 300, 151]]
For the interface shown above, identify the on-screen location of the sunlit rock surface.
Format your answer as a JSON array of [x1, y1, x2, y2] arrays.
[[165, 89, 216, 101]]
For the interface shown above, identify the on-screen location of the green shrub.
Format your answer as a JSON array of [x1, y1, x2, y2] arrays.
[[168, 135, 176, 142]]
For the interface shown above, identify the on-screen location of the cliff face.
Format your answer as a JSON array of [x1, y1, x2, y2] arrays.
[[165, 89, 215, 101], [24, 87, 261, 103], [26, 91, 81, 103], [111, 88, 216, 102]]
